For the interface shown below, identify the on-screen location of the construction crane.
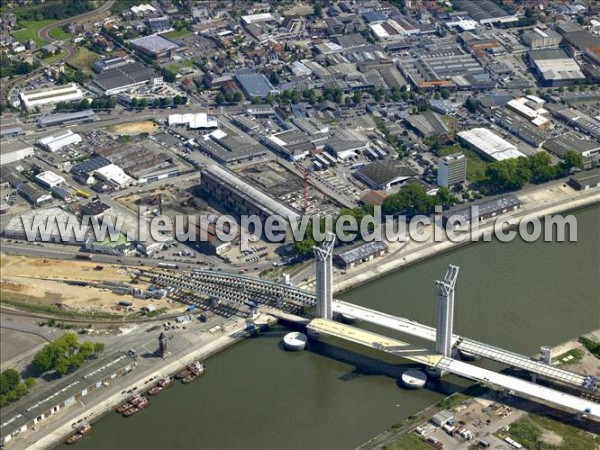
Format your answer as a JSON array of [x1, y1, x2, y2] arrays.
[[294, 163, 312, 214]]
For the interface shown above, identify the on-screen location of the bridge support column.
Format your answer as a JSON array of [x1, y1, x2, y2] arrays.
[[531, 373, 537, 384], [314, 232, 336, 320], [433, 265, 459, 377]]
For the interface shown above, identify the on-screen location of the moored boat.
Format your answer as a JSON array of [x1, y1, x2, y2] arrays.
[[148, 377, 171, 395], [121, 396, 149, 417], [182, 374, 196, 384], [65, 422, 92, 445], [175, 368, 192, 379]]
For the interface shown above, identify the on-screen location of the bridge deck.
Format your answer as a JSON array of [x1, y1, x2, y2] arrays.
[[333, 300, 587, 388], [308, 319, 600, 421]]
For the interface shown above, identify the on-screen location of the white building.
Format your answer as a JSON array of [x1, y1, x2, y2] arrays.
[[19, 83, 84, 111], [37, 130, 82, 152], [35, 171, 65, 189], [93, 164, 134, 188], [0, 141, 34, 166], [168, 113, 218, 130], [458, 128, 527, 161], [437, 153, 467, 188], [241, 13, 276, 24]]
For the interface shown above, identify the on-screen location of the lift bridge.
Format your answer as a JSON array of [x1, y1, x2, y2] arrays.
[[144, 236, 599, 421]]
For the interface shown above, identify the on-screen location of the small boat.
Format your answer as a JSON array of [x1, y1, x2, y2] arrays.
[[148, 377, 171, 395], [182, 374, 196, 384], [121, 396, 149, 417], [175, 368, 192, 379], [65, 422, 92, 445], [116, 402, 131, 414], [188, 362, 205, 377]]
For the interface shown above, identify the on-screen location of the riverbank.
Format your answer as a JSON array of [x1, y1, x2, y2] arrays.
[[326, 182, 600, 294], [8, 315, 274, 450], [359, 328, 600, 450]]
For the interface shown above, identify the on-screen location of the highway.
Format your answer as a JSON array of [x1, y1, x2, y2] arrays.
[[308, 318, 600, 421]]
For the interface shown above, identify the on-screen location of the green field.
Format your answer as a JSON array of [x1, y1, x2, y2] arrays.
[[162, 28, 192, 40], [387, 432, 432, 450], [41, 49, 67, 64], [48, 26, 71, 40], [11, 19, 56, 46], [68, 47, 100, 73], [498, 414, 599, 450]]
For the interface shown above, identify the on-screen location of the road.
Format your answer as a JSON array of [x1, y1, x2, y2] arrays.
[[0, 1, 115, 104]]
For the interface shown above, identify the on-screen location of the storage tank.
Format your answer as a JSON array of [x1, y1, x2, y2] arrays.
[[283, 332, 307, 351]]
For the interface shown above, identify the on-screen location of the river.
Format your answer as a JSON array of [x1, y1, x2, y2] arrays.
[[56, 205, 599, 450]]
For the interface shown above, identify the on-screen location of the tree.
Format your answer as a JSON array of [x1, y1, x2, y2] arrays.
[[269, 71, 279, 86], [560, 151, 584, 173], [24, 377, 36, 390], [130, 98, 139, 108], [464, 97, 477, 113], [139, 98, 148, 108], [528, 152, 556, 183], [173, 95, 183, 106], [0, 369, 20, 395], [32, 333, 99, 376], [233, 91, 243, 103], [93, 342, 105, 354], [352, 91, 362, 104], [215, 93, 224, 105], [440, 88, 450, 100]]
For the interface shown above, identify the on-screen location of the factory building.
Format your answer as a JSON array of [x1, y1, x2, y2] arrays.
[[36, 110, 97, 128], [527, 48, 585, 86], [3, 207, 82, 242], [201, 164, 301, 239], [19, 83, 84, 111], [569, 169, 600, 191], [168, 113, 218, 131], [442, 195, 521, 226], [437, 153, 467, 188], [35, 171, 65, 189], [93, 164, 134, 189], [92, 62, 163, 95], [235, 68, 276, 99], [451, 0, 517, 24], [333, 241, 389, 270], [522, 28, 562, 48], [543, 133, 600, 168], [0, 140, 34, 166], [354, 160, 417, 191], [17, 183, 53, 205], [197, 127, 269, 165], [457, 128, 526, 161], [129, 35, 181, 59], [36, 130, 81, 152]]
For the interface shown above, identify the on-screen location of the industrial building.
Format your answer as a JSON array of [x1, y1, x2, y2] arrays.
[[70, 156, 111, 183], [451, 0, 517, 24], [521, 27, 562, 48], [489, 108, 548, 148], [80, 199, 112, 218], [197, 127, 269, 165], [442, 195, 521, 226], [3, 207, 82, 242], [35, 171, 65, 189], [235, 68, 276, 99], [36, 110, 97, 128], [1, 353, 135, 445], [129, 35, 180, 58], [404, 111, 449, 138], [95, 142, 179, 181], [19, 83, 84, 111], [0, 126, 24, 139], [265, 129, 322, 162], [354, 160, 417, 191], [36, 130, 81, 152], [93, 164, 134, 188], [92, 62, 163, 95], [201, 164, 301, 237], [547, 105, 600, 141], [457, 128, 526, 161], [17, 182, 53, 205], [0, 140, 34, 166], [168, 113, 218, 130], [333, 241, 389, 270], [527, 48, 585, 86], [91, 55, 132, 73], [543, 133, 600, 168], [506, 97, 550, 128], [437, 153, 467, 188], [569, 169, 600, 191]]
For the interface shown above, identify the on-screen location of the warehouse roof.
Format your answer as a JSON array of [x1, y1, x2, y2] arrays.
[[235, 68, 274, 98], [443, 195, 521, 222], [335, 241, 388, 265], [93, 62, 159, 92], [356, 161, 417, 188], [129, 34, 179, 54]]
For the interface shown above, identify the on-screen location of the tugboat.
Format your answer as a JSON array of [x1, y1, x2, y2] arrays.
[[122, 396, 149, 417], [175, 367, 192, 379], [148, 377, 171, 395], [65, 422, 92, 445]]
